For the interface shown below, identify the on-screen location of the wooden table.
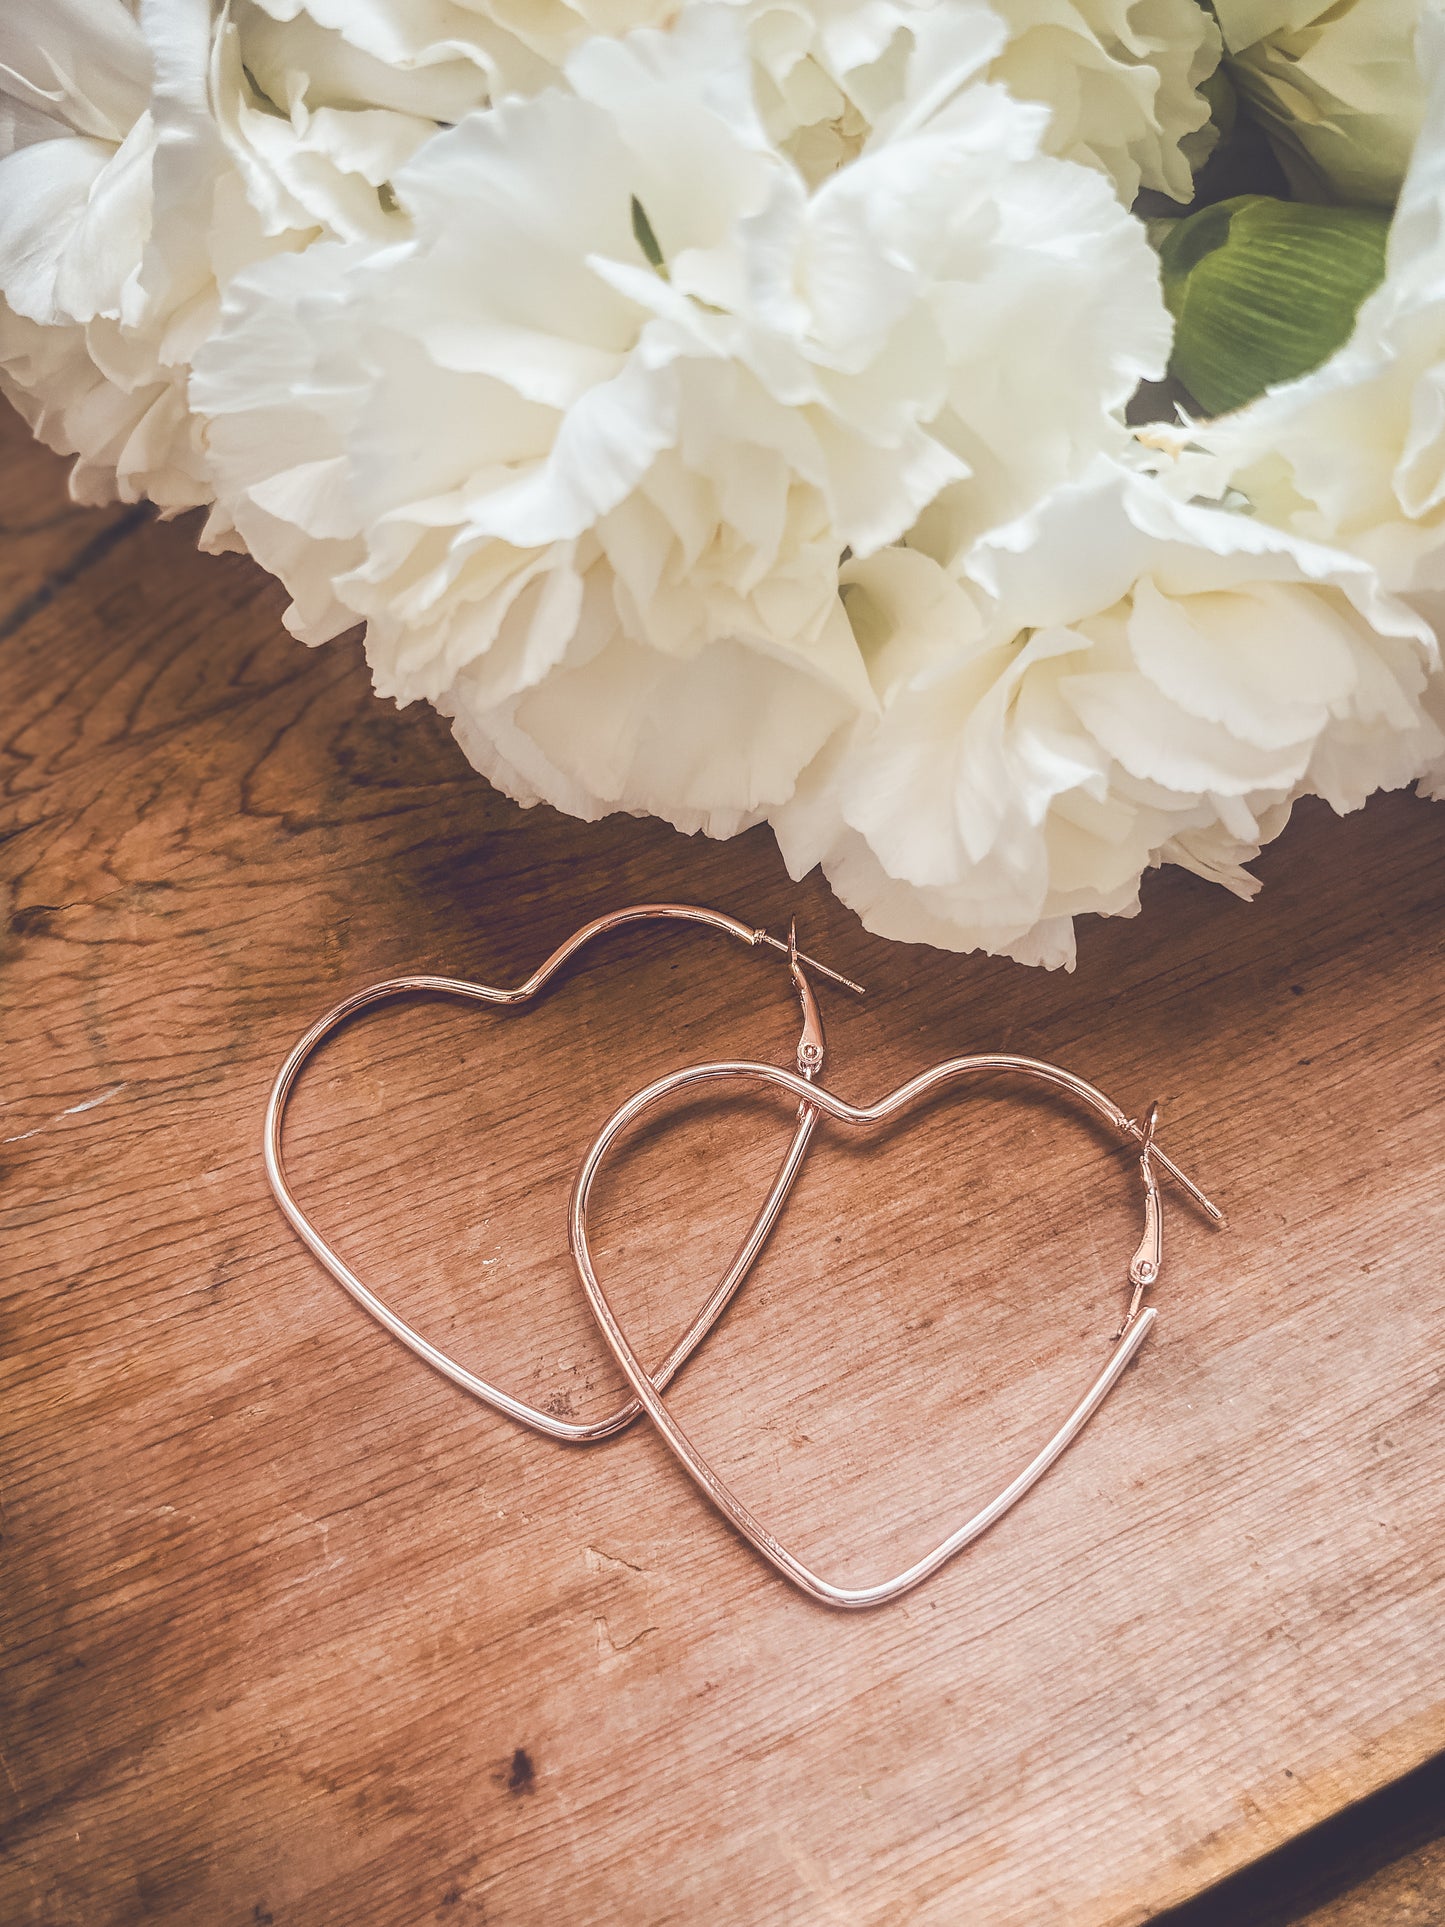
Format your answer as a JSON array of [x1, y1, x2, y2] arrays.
[[3, 403, 1443, 1925]]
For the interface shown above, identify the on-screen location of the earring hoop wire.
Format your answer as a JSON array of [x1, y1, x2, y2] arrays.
[[569, 1047, 1223, 1604], [263, 904, 860, 1443]]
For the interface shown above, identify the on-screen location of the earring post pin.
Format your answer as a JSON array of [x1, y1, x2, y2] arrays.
[[756, 929, 866, 997], [1122, 1126, 1227, 1228]]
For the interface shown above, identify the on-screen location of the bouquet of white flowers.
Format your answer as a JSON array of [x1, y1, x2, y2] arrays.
[[3, 0, 1441, 966]]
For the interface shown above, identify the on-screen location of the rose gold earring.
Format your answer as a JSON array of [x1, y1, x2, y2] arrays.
[[263, 905, 862, 1443], [568, 940, 1225, 1607]]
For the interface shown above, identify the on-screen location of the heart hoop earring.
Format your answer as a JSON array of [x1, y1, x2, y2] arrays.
[[264, 904, 862, 1443], [569, 942, 1225, 1606]]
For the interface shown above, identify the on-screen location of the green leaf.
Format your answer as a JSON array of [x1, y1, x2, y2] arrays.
[[630, 195, 667, 276], [1158, 194, 1389, 416]]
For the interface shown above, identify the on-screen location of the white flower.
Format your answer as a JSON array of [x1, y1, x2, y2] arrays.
[[256, 0, 1224, 205], [242, 0, 676, 107], [1162, 15, 1445, 792], [988, 0, 1222, 205], [1165, 17, 1445, 591], [740, 0, 931, 183], [194, 4, 1168, 836], [744, 0, 1224, 204], [1214, 0, 1426, 207], [0, 0, 223, 512], [0, 0, 437, 521], [773, 462, 1442, 967], [212, 2, 448, 245]]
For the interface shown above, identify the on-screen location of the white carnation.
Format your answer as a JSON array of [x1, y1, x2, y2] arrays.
[[1163, 15, 1445, 793], [194, 4, 1168, 836], [213, 3, 448, 245], [253, 0, 1224, 205], [740, 0, 928, 182], [0, 0, 225, 513], [242, 0, 676, 107], [1214, 0, 1426, 206], [773, 462, 1442, 968], [1167, 18, 1445, 591], [0, 0, 437, 522], [745, 0, 1225, 202], [989, 0, 1222, 205]]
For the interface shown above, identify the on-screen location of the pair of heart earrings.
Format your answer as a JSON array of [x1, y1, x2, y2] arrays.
[[263, 903, 1226, 1610]]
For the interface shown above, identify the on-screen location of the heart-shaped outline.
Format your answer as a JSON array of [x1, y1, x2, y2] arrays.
[[263, 905, 856, 1443], [569, 1050, 1225, 1605]]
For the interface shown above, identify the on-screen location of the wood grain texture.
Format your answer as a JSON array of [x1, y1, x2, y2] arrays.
[[1299, 1838, 1445, 1926], [2, 402, 1444, 1927]]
